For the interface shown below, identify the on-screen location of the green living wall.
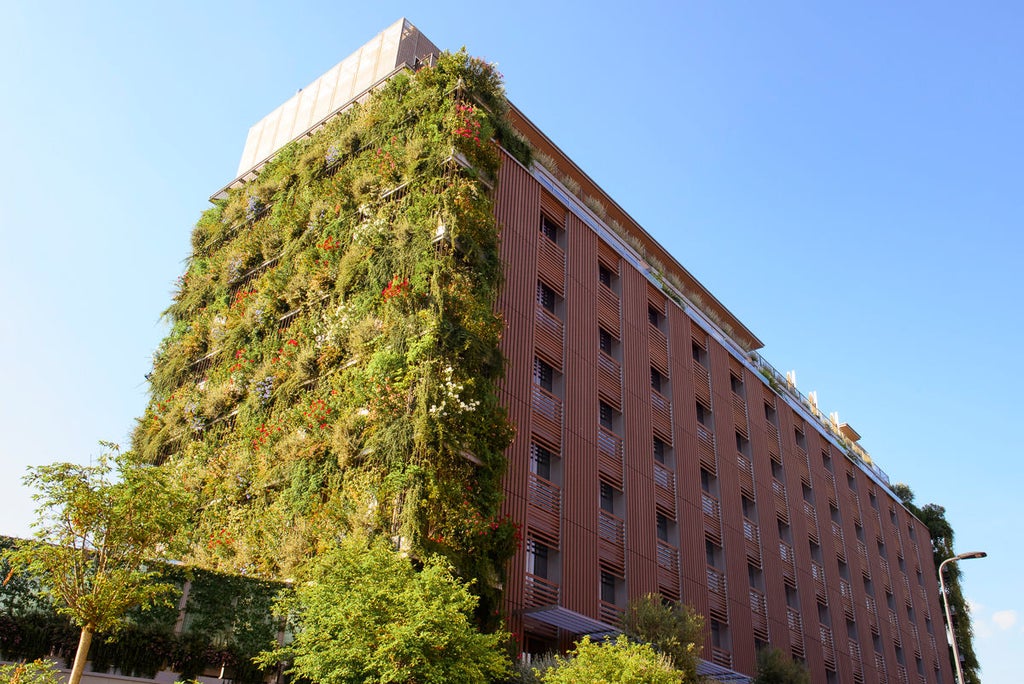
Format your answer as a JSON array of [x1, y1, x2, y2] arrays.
[[131, 51, 530, 623]]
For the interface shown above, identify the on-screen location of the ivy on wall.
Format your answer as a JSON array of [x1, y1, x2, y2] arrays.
[[0, 539, 281, 683], [131, 50, 530, 623]]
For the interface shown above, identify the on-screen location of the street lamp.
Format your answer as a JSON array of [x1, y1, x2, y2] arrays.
[[939, 551, 986, 684]]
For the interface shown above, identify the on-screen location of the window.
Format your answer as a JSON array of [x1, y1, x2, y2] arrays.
[[822, 451, 833, 471], [705, 539, 724, 569], [736, 431, 750, 456], [598, 264, 612, 288], [794, 427, 807, 451], [599, 401, 614, 430], [531, 442, 553, 480], [656, 513, 670, 542], [648, 305, 661, 328], [527, 538, 550, 578], [540, 214, 559, 243], [730, 372, 744, 396], [692, 340, 708, 368], [534, 358, 554, 392], [600, 481, 617, 513], [764, 401, 777, 425], [537, 281, 556, 313], [700, 468, 718, 496], [741, 495, 757, 520], [651, 367, 663, 392], [599, 328, 613, 355], [696, 401, 712, 427], [771, 459, 784, 481], [653, 437, 667, 464], [600, 571, 619, 604]]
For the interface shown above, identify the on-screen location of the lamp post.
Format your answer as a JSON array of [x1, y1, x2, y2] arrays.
[[939, 551, 986, 684]]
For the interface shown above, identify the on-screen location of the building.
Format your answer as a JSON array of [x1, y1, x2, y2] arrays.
[[142, 19, 955, 684]]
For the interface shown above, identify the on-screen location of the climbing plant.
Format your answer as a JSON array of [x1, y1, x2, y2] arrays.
[[132, 49, 530, 624]]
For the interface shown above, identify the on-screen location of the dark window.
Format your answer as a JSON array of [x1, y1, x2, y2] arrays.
[[764, 402, 777, 425], [651, 367, 663, 392], [692, 340, 708, 367], [599, 401, 614, 430], [537, 282, 556, 313], [534, 358, 553, 392], [540, 215, 559, 243], [696, 401, 711, 427], [599, 264, 612, 287], [600, 571, 618, 604], [600, 481, 616, 513], [531, 443, 552, 480], [794, 428, 807, 450], [730, 372, 744, 396], [599, 328, 613, 354], [656, 513, 670, 542], [648, 305, 662, 328], [653, 437, 666, 464], [736, 431, 750, 456], [742, 495, 757, 520], [528, 538, 549, 578]]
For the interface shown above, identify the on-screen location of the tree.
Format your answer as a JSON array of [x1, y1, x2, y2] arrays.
[[751, 648, 809, 684], [893, 485, 981, 684], [538, 635, 683, 684], [621, 594, 702, 682], [259, 534, 510, 684], [2, 444, 186, 684], [0, 660, 62, 684]]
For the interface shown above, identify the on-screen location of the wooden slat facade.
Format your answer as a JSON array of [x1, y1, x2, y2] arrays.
[[493, 150, 953, 683]]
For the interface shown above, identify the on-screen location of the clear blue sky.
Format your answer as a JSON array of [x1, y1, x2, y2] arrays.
[[2, 2, 1020, 680]]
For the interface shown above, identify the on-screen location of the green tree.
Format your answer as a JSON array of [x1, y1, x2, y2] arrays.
[[621, 594, 702, 682], [894, 485, 981, 684], [0, 660, 62, 684], [539, 635, 683, 684], [259, 534, 510, 684], [751, 648, 809, 684], [2, 444, 186, 684]]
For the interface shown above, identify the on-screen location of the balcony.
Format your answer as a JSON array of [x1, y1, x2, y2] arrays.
[[804, 500, 820, 543], [889, 610, 901, 646], [656, 541, 679, 595], [831, 521, 846, 561], [811, 561, 827, 604], [653, 462, 676, 515], [820, 624, 836, 669], [737, 454, 754, 497], [710, 647, 733, 668], [771, 478, 789, 522], [879, 557, 893, 592], [524, 572, 559, 608], [537, 233, 565, 288], [874, 652, 888, 683], [597, 351, 621, 407], [648, 323, 668, 374], [865, 595, 879, 634], [839, 579, 855, 620], [779, 541, 796, 587], [597, 426, 623, 489], [787, 607, 804, 657], [857, 541, 870, 579], [534, 305, 563, 365], [702, 492, 722, 544], [598, 510, 625, 574], [749, 588, 769, 640], [598, 600, 622, 627], [650, 388, 672, 439], [531, 385, 562, 447], [597, 284, 620, 332], [697, 424, 717, 472], [848, 639, 864, 683], [692, 358, 711, 405], [822, 470, 838, 506], [527, 472, 561, 547], [743, 518, 762, 566], [731, 392, 748, 432], [706, 566, 728, 621]]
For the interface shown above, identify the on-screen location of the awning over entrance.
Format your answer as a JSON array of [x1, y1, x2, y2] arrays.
[[523, 604, 751, 683]]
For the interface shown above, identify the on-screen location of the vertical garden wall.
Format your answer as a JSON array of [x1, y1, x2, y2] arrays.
[[132, 51, 531, 622]]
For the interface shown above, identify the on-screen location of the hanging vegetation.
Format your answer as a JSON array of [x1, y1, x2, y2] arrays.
[[131, 50, 530, 624]]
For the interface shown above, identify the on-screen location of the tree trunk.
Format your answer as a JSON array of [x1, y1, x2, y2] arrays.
[[68, 626, 93, 684]]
